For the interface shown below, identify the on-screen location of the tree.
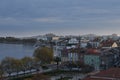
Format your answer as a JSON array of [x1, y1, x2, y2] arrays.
[[1, 57, 15, 77], [33, 47, 53, 64], [54, 57, 61, 69], [32, 58, 41, 73], [0, 64, 4, 80], [12, 59, 22, 77], [21, 57, 34, 75]]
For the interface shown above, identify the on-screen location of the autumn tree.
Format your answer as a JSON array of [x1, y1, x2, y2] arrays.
[[33, 47, 53, 64], [1, 57, 15, 77], [32, 58, 41, 73], [1, 57, 23, 78], [12, 59, 22, 77], [0, 63, 4, 80], [21, 57, 34, 75]]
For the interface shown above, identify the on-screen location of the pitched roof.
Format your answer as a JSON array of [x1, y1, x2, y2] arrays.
[[100, 39, 116, 47], [83, 77, 111, 80], [94, 68, 120, 78], [83, 68, 120, 80], [85, 48, 101, 56]]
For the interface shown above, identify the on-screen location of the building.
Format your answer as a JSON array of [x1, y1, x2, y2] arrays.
[[84, 49, 101, 70], [80, 37, 89, 48], [100, 39, 118, 49], [60, 38, 84, 62], [84, 48, 120, 70], [83, 68, 120, 80], [53, 39, 67, 57]]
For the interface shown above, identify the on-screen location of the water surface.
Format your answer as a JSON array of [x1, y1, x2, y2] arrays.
[[0, 43, 35, 60]]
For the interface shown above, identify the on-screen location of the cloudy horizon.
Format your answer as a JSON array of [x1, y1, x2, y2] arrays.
[[0, 0, 120, 37]]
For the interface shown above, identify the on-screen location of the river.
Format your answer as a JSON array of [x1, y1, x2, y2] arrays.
[[0, 43, 35, 60]]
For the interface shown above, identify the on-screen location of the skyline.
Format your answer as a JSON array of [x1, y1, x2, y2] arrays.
[[0, 0, 120, 37]]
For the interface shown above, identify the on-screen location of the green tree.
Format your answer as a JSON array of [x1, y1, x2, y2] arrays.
[[33, 47, 53, 64]]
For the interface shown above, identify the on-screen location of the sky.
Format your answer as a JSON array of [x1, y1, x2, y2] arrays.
[[0, 0, 120, 37]]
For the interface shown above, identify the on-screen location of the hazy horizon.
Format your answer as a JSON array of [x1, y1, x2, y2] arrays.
[[0, 0, 120, 37]]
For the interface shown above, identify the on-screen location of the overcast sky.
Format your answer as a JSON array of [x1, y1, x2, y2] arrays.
[[0, 0, 120, 37]]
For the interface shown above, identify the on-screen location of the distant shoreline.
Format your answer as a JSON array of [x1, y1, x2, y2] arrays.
[[0, 37, 37, 45], [0, 42, 35, 46]]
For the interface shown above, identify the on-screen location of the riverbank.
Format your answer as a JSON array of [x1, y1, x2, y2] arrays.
[[7, 69, 87, 80]]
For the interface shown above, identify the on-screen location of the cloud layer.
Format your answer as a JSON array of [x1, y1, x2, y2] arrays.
[[0, 0, 120, 37]]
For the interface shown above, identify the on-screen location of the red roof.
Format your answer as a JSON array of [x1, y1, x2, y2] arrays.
[[101, 39, 115, 47], [94, 68, 120, 78], [83, 68, 120, 80], [83, 77, 110, 80], [86, 48, 100, 55]]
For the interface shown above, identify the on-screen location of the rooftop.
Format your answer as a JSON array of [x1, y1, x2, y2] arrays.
[[83, 68, 120, 80]]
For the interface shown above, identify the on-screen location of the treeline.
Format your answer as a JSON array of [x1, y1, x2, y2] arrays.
[[0, 37, 37, 44], [0, 47, 54, 80], [0, 56, 40, 79]]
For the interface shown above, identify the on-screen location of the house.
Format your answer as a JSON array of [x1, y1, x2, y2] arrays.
[[100, 39, 118, 49], [80, 42, 88, 48], [84, 49, 101, 70], [111, 34, 119, 40], [88, 38, 101, 48], [60, 38, 85, 62], [53, 46, 64, 57], [52, 36, 60, 41], [83, 68, 120, 80], [84, 48, 120, 70], [53, 39, 67, 57], [80, 37, 89, 48], [61, 48, 81, 62]]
